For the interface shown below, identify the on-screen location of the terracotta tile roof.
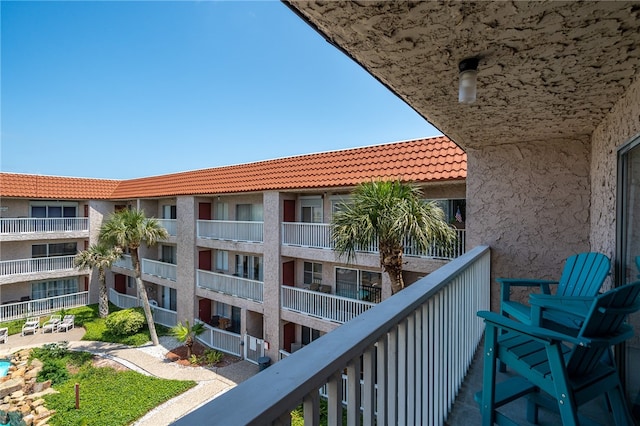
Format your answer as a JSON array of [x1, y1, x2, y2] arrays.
[[0, 173, 120, 199], [1, 137, 466, 200]]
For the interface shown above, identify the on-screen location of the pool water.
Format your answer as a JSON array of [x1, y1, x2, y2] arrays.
[[0, 360, 10, 377]]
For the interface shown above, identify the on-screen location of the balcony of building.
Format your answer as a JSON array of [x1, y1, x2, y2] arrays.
[[0, 255, 78, 285], [112, 255, 177, 283], [197, 219, 264, 243], [157, 218, 177, 237], [0, 217, 89, 242], [282, 222, 466, 260], [196, 269, 263, 303]]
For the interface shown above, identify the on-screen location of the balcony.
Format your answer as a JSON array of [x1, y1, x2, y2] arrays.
[[174, 245, 490, 425], [113, 255, 177, 282], [282, 222, 466, 259], [0, 217, 89, 241], [0, 291, 89, 322], [281, 286, 375, 324], [0, 255, 77, 284], [196, 269, 263, 302], [157, 219, 177, 237], [197, 220, 263, 243]]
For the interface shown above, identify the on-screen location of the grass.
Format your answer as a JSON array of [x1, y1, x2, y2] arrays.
[[29, 343, 195, 426]]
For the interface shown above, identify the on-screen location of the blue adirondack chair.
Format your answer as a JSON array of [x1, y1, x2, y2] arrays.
[[498, 252, 610, 325], [476, 281, 640, 425]]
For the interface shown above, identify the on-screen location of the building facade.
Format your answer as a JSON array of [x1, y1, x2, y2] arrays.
[[0, 136, 466, 362]]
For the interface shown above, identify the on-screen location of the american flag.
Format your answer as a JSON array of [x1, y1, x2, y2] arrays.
[[455, 207, 463, 223]]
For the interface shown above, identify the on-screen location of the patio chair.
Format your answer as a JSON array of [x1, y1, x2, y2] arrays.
[[21, 317, 40, 336], [476, 281, 640, 425], [42, 314, 62, 333], [498, 252, 610, 326], [57, 315, 75, 332], [0, 328, 7, 344]]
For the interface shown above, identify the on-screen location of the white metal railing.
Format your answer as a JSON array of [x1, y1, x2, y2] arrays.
[[197, 220, 263, 243], [281, 286, 375, 323], [0, 255, 76, 276], [195, 320, 243, 357], [157, 219, 177, 237], [108, 288, 177, 327], [0, 217, 89, 234], [282, 222, 466, 259], [113, 254, 133, 270], [173, 245, 490, 426], [197, 270, 263, 302], [141, 259, 177, 281], [0, 291, 89, 322]]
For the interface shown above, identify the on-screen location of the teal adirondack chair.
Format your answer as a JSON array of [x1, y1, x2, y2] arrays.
[[498, 252, 610, 325], [476, 281, 640, 425]]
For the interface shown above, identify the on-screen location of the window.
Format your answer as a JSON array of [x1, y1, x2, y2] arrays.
[[160, 285, 177, 311], [335, 267, 382, 303], [32, 242, 77, 258], [216, 202, 229, 220], [31, 278, 78, 300], [301, 326, 321, 345], [30, 202, 77, 218], [216, 250, 229, 272], [235, 255, 263, 280], [300, 197, 322, 223], [303, 262, 322, 285], [161, 245, 176, 264], [236, 204, 263, 221], [162, 205, 177, 219], [427, 199, 466, 225]]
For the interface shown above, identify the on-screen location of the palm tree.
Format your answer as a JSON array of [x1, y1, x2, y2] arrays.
[[75, 243, 122, 318], [99, 208, 169, 346], [331, 180, 456, 295], [171, 320, 205, 359]]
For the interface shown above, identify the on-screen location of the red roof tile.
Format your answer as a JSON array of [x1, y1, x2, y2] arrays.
[[0, 137, 466, 199]]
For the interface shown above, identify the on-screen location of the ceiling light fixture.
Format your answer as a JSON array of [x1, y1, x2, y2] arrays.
[[458, 58, 479, 104]]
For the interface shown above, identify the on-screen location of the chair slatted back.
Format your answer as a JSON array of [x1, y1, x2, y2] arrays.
[[567, 281, 640, 376], [557, 252, 610, 297]]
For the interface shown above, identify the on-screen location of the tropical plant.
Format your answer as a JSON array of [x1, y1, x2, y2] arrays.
[[331, 180, 456, 295], [171, 320, 205, 359], [75, 243, 122, 318], [98, 208, 169, 345], [105, 308, 146, 336]]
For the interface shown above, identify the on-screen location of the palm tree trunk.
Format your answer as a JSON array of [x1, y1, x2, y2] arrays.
[[132, 250, 159, 346], [98, 268, 109, 318], [380, 245, 405, 294]]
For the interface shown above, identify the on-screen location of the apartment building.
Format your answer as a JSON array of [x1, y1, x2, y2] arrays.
[[0, 136, 466, 362]]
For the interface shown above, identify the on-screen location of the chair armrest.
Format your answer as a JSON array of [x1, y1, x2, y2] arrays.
[[497, 278, 559, 301], [478, 311, 585, 345], [528, 294, 593, 327]]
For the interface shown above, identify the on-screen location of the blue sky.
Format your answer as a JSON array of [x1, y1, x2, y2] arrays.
[[1, 1, 441, 179]]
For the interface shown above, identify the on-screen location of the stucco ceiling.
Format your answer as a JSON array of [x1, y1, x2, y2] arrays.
[[284, 1, 640, 149]]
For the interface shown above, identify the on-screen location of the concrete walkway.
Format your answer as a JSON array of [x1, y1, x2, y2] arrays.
[[0, 327, 259, 426]]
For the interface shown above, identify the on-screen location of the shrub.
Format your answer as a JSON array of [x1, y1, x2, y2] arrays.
[[38, 358, 70, 385], [105, 308, 145, 336], [201, 349, 224, 365]]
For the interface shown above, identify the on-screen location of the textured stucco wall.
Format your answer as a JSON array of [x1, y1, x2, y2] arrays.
[[591, 76, 640, 274], [466, 138, 591, 310]]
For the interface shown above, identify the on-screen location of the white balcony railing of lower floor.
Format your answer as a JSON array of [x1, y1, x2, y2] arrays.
[[282, 222, 466, 259], [196, 269, 263, 302], [0, 291, 89, 322], [0, 255, 76, 276], [197, 220, 263, 243], [195, 320, 243, 357], [173, 245, 490, 426], [282, 286, 376, 324], [0, 217, 89, 235], [108, 288, 177, 328]]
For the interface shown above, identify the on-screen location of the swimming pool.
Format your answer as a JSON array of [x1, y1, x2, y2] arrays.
[[0, 360, 10, 377]]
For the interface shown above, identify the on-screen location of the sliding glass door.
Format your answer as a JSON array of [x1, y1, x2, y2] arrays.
[[617, 134, 640, 418]]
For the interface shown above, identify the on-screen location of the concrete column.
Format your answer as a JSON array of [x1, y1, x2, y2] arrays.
[[87, 200, 115, 305], [262, 191, 282, 361], [176, 196, 197, 324]]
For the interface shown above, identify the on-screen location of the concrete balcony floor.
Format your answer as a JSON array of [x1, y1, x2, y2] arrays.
[[446, 340, 615, 425]]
